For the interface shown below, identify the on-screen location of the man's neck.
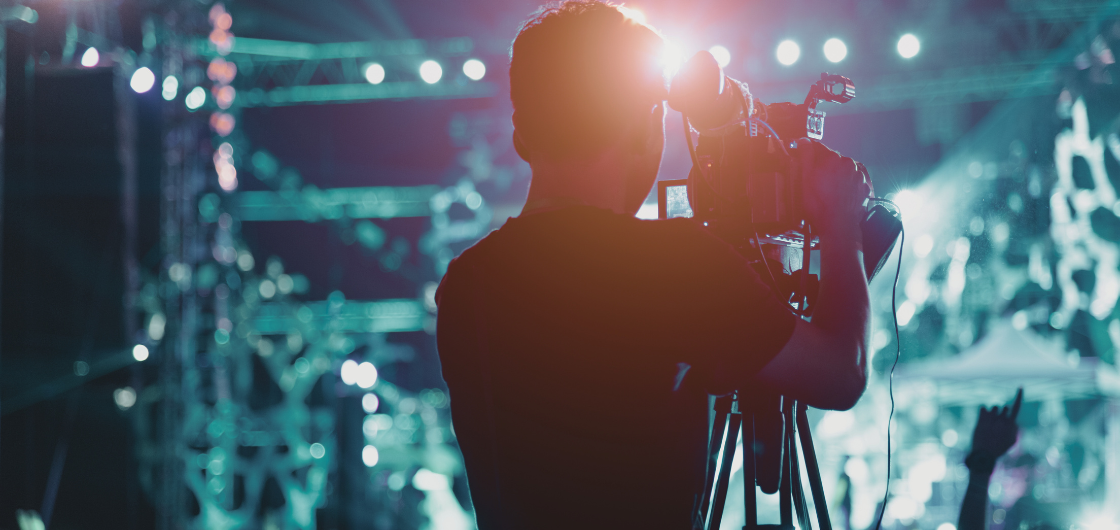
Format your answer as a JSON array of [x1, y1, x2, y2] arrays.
[[521, 146, 631, 216]]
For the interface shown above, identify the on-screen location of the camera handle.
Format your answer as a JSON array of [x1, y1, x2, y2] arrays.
[[696, 393, 831, 530]]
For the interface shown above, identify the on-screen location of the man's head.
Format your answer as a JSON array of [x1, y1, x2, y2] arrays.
[[510, 1, 668, 212]]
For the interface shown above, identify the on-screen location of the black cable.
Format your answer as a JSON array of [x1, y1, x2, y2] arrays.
[[873, 222, 905, 530]]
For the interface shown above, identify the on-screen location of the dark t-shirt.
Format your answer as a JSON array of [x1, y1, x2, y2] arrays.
[[436, 206, 796, 529]]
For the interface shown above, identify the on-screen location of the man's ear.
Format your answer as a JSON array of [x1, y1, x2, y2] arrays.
[[513, 130, 532, 163]]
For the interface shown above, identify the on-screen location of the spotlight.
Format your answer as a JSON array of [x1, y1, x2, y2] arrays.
[[419, 60, 442, 84], [823, 38, 847, 63], [462, 59, 486, 81], [898, 34, 920, 59], [363, 63, 385, 84], [80, 47, 99, 67], [708, 45, 731, 68], [130, 67, 156, 93], [776, 40, 800, 66]]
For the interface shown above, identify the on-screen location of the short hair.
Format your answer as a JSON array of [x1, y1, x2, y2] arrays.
[[510, 1, 667, 160]]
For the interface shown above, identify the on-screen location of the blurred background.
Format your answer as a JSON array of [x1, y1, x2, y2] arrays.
[[1, 0, 1119, 529]]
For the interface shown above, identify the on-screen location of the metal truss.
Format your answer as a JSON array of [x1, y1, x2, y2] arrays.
[[197, 36, 498, 106]]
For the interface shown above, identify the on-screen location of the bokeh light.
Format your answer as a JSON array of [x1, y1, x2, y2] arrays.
[[463, 59, 486, 81], [133, 344, 150, 361], [362, 445, 379, 467], [185, 87, 206, 110], [162, 76, 179, 101], [80, 47, 99, 67], [824, 38, 848, 63], [130, 67, 156, 93], [340, 359, 359, 385], [419, 60, 442, 84], [114, 387, 137, 410], [309, 442, 326, 459], [898, 34, 921, 59], [356, 362, 378, 389], [708, 45, 731, 68], [362, 393, 379, 413], [363, 63, 385, 84], [776, 40, 800, 65]]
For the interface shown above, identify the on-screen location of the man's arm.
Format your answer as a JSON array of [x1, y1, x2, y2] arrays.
[[755, 140, 871, 411]]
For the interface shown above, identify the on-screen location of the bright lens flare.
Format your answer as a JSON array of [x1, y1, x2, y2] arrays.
[[776, 40, 800, 66], [617, 6, 647, 25], [898, 34, 920, 59], [658, 40, 684, 78], [708, 45, 731, 68], [824, 38, 848, 63], [419, 60, 442, 84], [463, 59, 486, 81]]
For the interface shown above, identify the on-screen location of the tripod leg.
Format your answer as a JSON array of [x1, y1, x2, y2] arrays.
[[698, 396, 734, 528], [708, 413, 741, 530], [797, 403, 832, 530], [742, 410, 756, 529], [779, 400, 792, 528], [789, 418, 813, 530]]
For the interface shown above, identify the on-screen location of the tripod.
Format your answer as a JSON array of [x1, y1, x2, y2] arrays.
[[695, 392, 832, 530]]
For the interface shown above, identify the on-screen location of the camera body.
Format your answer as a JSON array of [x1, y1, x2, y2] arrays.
[[664, 51, 900, 281]]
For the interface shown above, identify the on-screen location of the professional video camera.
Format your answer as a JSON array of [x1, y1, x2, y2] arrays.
[[661, 52, 904, 530], [660, 51, 902, 291]]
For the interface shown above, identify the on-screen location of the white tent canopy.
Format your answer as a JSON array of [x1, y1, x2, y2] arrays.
[[898, 321, 1120, 405]]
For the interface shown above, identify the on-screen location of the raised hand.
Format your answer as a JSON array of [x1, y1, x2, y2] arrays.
[[969, 387, 1023, 459]]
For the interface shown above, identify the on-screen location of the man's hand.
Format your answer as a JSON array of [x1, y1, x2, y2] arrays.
[[796, 138, 870, 237], [970, 387, 1023, 459]]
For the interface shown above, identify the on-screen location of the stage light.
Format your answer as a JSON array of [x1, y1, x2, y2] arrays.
[[362, 393, 379, 413], [898, 34, 920, 59], [130, 67, 156, 93], [708, 45, 731, 68], [823, 38, 847, 63], [463, 59, 486, 81], [162, 76, 179, 100], [185, 87, 206, 110], [363, 63, 385, 84], [133, 344, 150, 361], [419, 60, 442, 84], [362, 445, 379, 467], [80, 47, 99, 67], [776, 40, 800, 65], [340, 359, 358, 385], [356, 361, 378, 389]]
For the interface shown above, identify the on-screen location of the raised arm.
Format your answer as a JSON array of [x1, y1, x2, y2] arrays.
[[756, 139, 871, 410], [959, 388, 1023, 530]]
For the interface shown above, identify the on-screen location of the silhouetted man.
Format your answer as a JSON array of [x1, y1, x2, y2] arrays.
[[436, 2, 872, 528]]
